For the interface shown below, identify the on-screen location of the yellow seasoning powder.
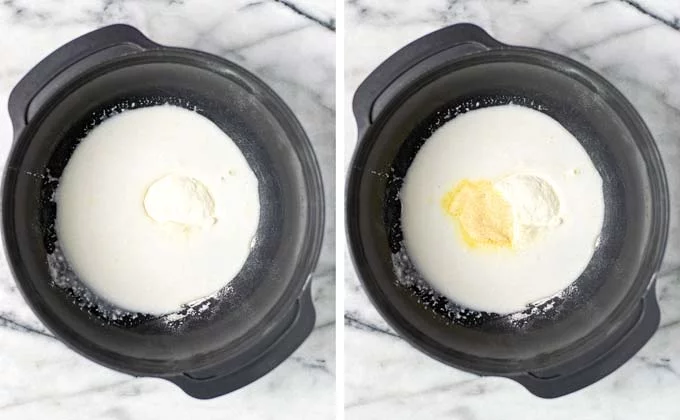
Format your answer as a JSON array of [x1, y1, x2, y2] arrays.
[[441, 179, 514, 249]]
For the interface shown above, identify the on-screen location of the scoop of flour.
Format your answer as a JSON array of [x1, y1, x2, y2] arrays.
[[494, 174, 562, 247], [143, 174, 216, 229]]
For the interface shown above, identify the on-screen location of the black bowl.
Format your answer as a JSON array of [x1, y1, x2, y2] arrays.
[[347, 24, 668, 398], [3, 25, 324, 399]]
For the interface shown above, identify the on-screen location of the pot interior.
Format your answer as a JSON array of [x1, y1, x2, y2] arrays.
[[4, 51, 322, 374], [348, 51, 663, 372]]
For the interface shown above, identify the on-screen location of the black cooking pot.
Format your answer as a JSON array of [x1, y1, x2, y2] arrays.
[[3, 24, 324, 399], [347, 24, 668, 398]]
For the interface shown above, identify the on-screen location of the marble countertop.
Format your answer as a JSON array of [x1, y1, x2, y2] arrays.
[[0, 1, 335, 419], [345, 0, 680, 418]]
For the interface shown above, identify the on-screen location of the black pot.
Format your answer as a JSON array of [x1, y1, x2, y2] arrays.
[[347, 24, 668, 398], [3, 24, 324, 399]]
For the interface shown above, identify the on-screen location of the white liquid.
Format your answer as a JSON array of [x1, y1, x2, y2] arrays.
[[400, 105, 604, 314], [56, 105, 260, 315]]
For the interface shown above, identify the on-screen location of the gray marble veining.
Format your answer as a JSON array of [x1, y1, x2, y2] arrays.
[[345, 0, 680, 418], [0, 1, 335, 419]]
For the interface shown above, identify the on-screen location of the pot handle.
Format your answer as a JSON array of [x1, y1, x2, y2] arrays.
[[512, 284, 660, 398], [352, 23, 505, 136], [167, 285, 316, 399], [8, 24, 159, 136]]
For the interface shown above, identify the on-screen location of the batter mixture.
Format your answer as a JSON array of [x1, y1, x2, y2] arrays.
[[56, 105, 260, 315], [400, 104, 604, 314]]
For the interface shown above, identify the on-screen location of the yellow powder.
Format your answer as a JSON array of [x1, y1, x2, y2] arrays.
[[442, 179, 513, 249]]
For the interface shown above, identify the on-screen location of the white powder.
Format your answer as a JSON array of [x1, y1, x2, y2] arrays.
[[55, 105, 260, 315], [494, 173, 563, 248], [143, 174, 217, 229]]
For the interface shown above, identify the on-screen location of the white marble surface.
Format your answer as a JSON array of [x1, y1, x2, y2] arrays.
[[345, 0, 680, 418], [0, 1, 334, 419]]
